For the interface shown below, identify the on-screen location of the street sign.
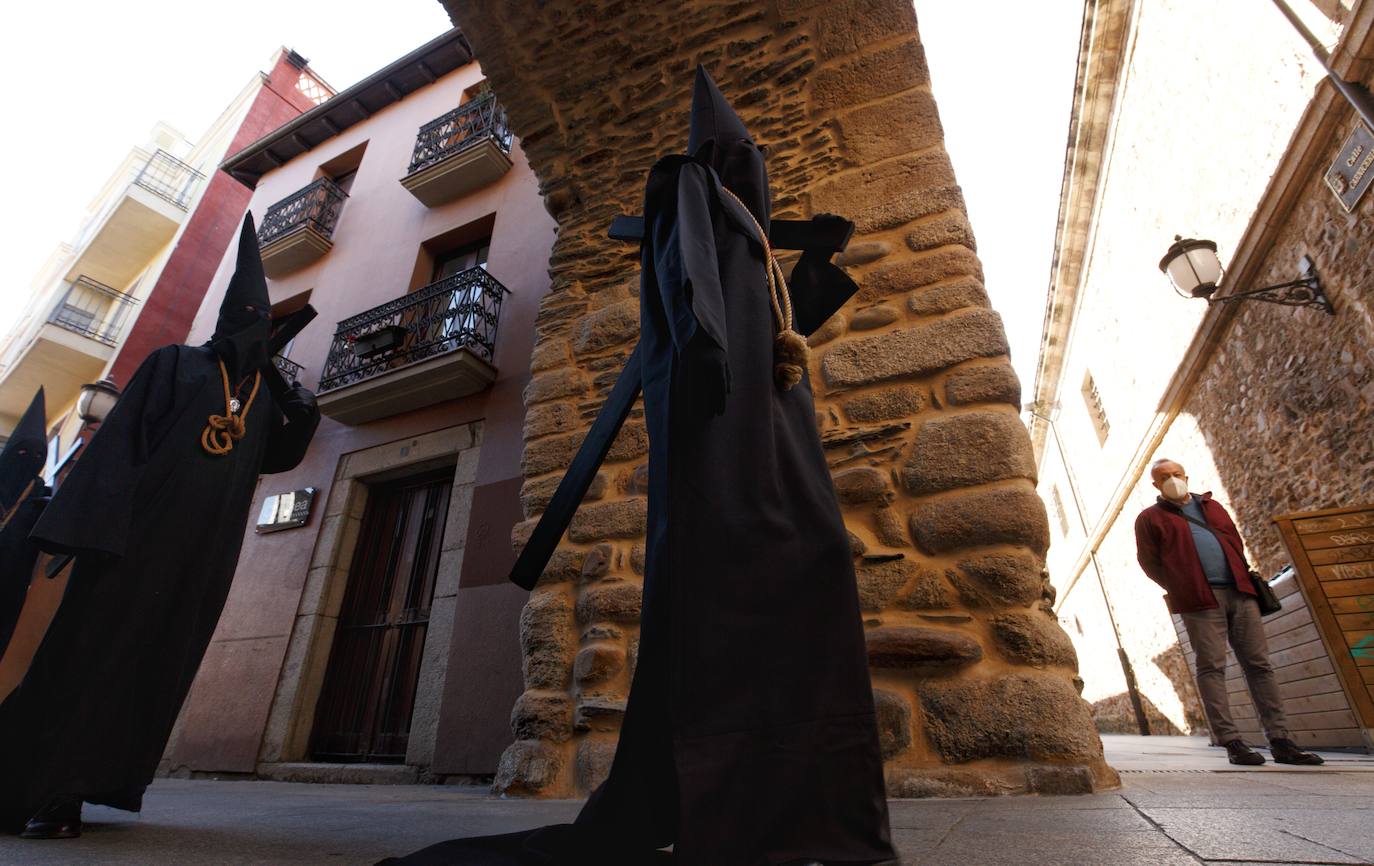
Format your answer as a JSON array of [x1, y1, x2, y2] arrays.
[[1325, 123, 1374, 213]]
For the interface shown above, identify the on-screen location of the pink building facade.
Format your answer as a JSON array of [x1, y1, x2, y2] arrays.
[[170, 30, 555, 780]]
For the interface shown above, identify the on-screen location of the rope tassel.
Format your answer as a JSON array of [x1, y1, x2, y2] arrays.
[[720, 186, 811, 391], [202, 360, 260, 456]]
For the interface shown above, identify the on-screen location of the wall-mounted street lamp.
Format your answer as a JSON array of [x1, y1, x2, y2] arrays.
[[1158, 236, 1335, 315], [77, 378, 121, 425]]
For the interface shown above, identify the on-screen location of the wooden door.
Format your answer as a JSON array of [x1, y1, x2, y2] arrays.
[[310, 470, 452, 762], [1275, 504, 1374, 748]]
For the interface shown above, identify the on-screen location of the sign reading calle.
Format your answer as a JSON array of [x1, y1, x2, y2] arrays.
[[256, 487, 317, 533], [1325, 123, 1374, 213]]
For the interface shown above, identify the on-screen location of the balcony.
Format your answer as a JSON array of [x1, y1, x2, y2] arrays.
[[316, 267, 508, 425], [63, 150, 203, 289], [272, 355, 305, 382], [257, 178, 348, 278], [0, 277, 138, 427], [400, 94, 514, 207]]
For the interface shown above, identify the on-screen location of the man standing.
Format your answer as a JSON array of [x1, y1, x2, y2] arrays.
[[1134, 458, 1323, 766]]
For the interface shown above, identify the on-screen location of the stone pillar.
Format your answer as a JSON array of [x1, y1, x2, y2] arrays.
[[440, 0, 1117, 797]]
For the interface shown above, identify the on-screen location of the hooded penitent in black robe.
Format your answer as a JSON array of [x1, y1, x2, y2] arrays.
[[0, 389, 51, 658], [381, 67, 895, 866], [0, 214, 320, 831]]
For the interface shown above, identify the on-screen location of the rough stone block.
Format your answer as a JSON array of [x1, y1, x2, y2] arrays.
[[873, 688, 913, 758], [576, 581, 643, 624], [900, 569, 953, 609], [860, 247, 982, 303], [493, 739, 563, 796], [836, 241, 891, 267], [906, 211, 976, 253], [842, 384, 927, 422], [908, 486, 1050, 555], [811, 157, 959, 234], [576, 738, 618, 792], [1024, 765, 1097, 795], [525, 401, 581, 439], [832, 466, 892, 505], [816, 0, 919, 59], [574, 696, 627, 732], [580, 543, 612, 580], [848, 305, 900, 330], [607, 421, 648, 462], [865, 625, 982, 674], [901, 411, 1036, 495], [522, 432, 583, 478], [520, 589, 575, 690], [918, 672, 1102, 764], [944, 364, 1022, 407], [521, 471, 607, 515], [574, 643, 626, 684], [821, 309, 1009, 390], [991, 611, 1079, 669], [813, 39, 929, 111], [839, 88, 942, 163], [524, 368, 587, 404], [807, 312, 846, 347], [529, 338, 572, 373], [510, 690, 573, 743], [855, 557, 915, 611], [535, 549, 585, 586], [569, 498, 648, 542], [906, 277, 990, 316], [874, 506, 909, 547], [947, 551, 1044, 608], [574, 298, 639, 354]]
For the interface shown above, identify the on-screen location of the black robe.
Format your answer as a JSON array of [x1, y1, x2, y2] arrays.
[[0, 486, 49, 658], [381, 166, 893, 866], [0, 343, 317, 830]]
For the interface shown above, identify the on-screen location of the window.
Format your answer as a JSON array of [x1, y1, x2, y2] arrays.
[[1081, 369, 1110, 445], [318, 141, 368, 195], [1051, 484, 1071, 537], [432, 238, 490, 282]]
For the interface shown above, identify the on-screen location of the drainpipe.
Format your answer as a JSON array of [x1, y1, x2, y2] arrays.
[[1029, 404, 1151, 736]]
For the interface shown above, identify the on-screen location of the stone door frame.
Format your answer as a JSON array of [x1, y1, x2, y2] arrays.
[[257, 422, 483, 773]]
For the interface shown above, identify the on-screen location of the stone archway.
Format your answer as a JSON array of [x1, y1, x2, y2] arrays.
[[439, 0, 1117, 797]]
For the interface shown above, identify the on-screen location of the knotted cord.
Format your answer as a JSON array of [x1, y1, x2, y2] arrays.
[[201, 359, 261, 456], [0, 478, 37, 532], [718, 186, 809, 390]]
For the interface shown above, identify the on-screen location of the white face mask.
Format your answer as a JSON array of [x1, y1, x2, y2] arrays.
[[1161, 477, 1188, 500]]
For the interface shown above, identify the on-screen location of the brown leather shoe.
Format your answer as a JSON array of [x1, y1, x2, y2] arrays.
[[18, 794, 82, 839], [1270, 738, 1324, 765], [1224, 739, 1265, 766]]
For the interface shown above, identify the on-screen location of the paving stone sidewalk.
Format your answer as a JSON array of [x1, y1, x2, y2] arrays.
[[2, 736, 1371, 865]]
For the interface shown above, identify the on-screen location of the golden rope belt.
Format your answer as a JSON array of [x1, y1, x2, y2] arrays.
[[201, 359, 261, 456], [0, 478, 37, 532], [718, 186, 810, 391]]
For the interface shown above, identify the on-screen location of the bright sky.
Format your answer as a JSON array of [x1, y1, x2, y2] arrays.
[[0, 0, 1081, 394], [917, 0, 1084, 396]]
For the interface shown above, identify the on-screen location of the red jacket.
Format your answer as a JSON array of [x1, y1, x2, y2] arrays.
[[1134, 492, 1257, 613]]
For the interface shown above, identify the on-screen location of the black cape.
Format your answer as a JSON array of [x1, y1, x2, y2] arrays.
[[0, 216, 320, 831], [383, 67, 894, 866], [0, 388, 50, 658]]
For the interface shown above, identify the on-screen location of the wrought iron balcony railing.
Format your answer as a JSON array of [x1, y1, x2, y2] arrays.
[[318, 266, 509, 393], [258, 177, 349, 247], [272, 355, 305, 382], [49, 276, 138, 347], [407, 93, 513, 176], [133, 149, 204, 210]]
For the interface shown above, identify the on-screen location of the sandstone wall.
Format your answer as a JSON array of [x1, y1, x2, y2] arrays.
[[442, 0, 1115, 796]]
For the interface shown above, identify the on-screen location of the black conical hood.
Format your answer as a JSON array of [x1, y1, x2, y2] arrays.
[[686, 64, 772, 231], [211, 213, 273, 379], [688, 64, 754, 156], [0, 387, 46, 504]]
